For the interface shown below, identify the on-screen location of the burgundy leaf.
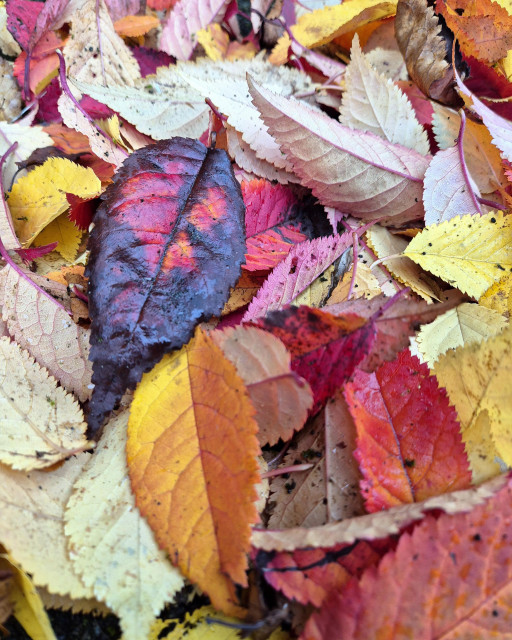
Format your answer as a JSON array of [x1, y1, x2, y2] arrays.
[[86, 137, 246, 436]]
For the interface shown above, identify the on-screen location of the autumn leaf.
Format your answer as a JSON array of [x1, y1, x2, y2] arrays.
[[302, 475, 512, 639], [480, 272, 512, 316], [248, 77, 429, 225], [86, 137, 246, 435], [34, 213, 83, 262], [404, 212, 512, 299], [114, 15, 160, 38], [127, 328, 260, 615], [0, 121, 52, 193], [344, 349, 471, 511], [149, 605, 245, 640]]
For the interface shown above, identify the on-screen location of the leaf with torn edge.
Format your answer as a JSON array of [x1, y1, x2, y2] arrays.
[[0, 265, 93, 402], [127, 328, 260, 616], [248, 77, 429, 226], [9, 157, 101, 247], [0, 337, 90, 470], [65, 410, 184, 640], [404, 212, 512, 299]]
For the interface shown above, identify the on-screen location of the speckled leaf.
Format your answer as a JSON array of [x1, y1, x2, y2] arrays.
[[86, 137, 246, 436]]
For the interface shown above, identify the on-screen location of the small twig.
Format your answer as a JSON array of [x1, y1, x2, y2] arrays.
[[477, 196, 506, 210], [73, 285, 89, 303], [346, 231, 359, 301], [370, 253, 404, 269], [261, 463, 314, 479]]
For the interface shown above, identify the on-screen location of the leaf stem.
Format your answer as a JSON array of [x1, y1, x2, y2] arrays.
[[261, 463, 314, 479], [346, 232, 359, 301]]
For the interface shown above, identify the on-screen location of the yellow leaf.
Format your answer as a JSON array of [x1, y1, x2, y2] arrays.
[[65, 411, 184, 640], [127, 328, 260, 616], [0, 337, 91, 470], [196, 24, 229, 61], [0, 553, 56, 640], [404, 212, 512, 299], [294, 264, 335, 307], [149, 605, 243, 640], [327, 263, 382, 303], [367, 225, 439, 301], [479, 273, 512, 316], [270, 0, 397, 64], [34, 214, 83, 262], [96, 114, 124, 147], [416, 303, 508, 367], [434, 326, 512, 481], [9, 157, 101, 247]]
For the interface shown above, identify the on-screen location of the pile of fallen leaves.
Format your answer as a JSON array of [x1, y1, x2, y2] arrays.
[[0, 0, 511, 637]]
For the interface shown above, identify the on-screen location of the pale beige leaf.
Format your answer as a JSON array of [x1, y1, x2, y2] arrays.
[[0, 4, 20, 56], [364, 47, 408, 81], [252, 473, 508, 551], [0, 337, 90, 470], [39, 588, 110, 615], [248, 78, 428, 226], [366, 225, 438, 301], [432, 104, 507, 194], [211, 326, 313, 447], [340, 35, 429, 155], [0, 265, 93, 402], [327, 263, 382, 304], [65, 411, 184, 640], [63, 0, 140, 86], [0, 122, 52, 193], [416, 303, 508, 368], [0, 455, 93, 598], [0, 59, 21, 121]]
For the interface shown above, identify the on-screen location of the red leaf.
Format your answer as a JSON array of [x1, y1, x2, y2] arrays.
[[66, 194, 99, 231], [6, 0, 43, 51], [131, 45, 174, 78], [256, 306, 375, 414], [344, 350, 471, 512], [302, 475, 512, 640], [14, 243, 58, 262], [86, 137, 246, 436]]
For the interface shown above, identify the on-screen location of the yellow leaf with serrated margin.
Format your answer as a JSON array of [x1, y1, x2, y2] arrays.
[[197, 24, 229, 61], [404, 212, 512, 299], [9, 157, 101, 246], [479, 273, 512, 316], [149, 605, 243, 640], [434, 325, 512, 480], [416, 303, 508, 367], [0, 337, 91, 470], [34, 213, 83, 262]]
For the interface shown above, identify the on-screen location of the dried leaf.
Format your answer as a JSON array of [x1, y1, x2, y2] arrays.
[[248, 77, 428, 226], [65, 411, 184, 640], [114, 14, 160, 37], [211, 326, 313, 447], [86, 137, 245, 435], [0, 122, 53, 192], [127, 328, 260, 615], [404, 212, 512, 299]]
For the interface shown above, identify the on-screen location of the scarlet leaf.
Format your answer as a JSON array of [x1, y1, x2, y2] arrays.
[[256, 306, 376, 414], [86, 137, 246, 435], [302, 475, 512, 640], [344, 350, 471, 512], [6, 0, 43, 51]]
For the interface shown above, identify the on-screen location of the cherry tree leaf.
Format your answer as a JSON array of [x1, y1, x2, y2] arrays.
[[127, 328, 260, 615], [0, 122, 52, 192], [302, 475, 512, 639], [86, 137, 246, 435], [344, 350, 471, 512], [248, 77, 429, 226]]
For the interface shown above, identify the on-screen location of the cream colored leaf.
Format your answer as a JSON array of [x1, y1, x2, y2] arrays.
[[367, 225, 438, 301], [404, 212, 512, 299], [364, 48, 408, 81], [340, 35, 429, 155], [0, 455, 93, 598], [0, 337, 90, 470], [252, 473, 508, 551], [0, 265, 93, 402], [0, 4, 20, 56], [416, 303, 508, 368], [65, 411, 184, 640], [327, 262, 382, 303], [0, 122, 52, 193], [434, 326, 512, 471], [9, 157, 101, 247], [432, 104, 507, 194], [0, 59, 21, 121], [38, 588, 110, 615], [210, 326, 313, 447], [63, 0, 140, 86]]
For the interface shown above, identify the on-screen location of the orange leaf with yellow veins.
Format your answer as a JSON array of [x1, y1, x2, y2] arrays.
[[127, 327, 261, 616]]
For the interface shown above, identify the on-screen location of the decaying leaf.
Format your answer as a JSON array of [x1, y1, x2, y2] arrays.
[[127, 328, 260, 615]]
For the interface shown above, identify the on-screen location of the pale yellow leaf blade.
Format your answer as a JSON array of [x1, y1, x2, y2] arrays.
[[65, 411, 184, 640], [416, 303, 508, 368], [0, 553, 57, 640], [34, 213, 83, 262], [0, 337, 90, 470], [404, 212, 512, 299], [0, 265, 92, 402], [149, 605, 243, 640], [9, 157, 101, 246], [0, 455, 93, 599], [479, 273, 512, 316], [367, 225, 438, 301], [327, 263, 382, 304], [340, 35, 429, 155], [294, 264, 335, 307], [434, 326, 512, 471]]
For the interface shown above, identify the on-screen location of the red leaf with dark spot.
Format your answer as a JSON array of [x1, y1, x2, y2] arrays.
[[256, 306, 375, 413], [6, 0, 43, 50], [344, 350, 471, 512], [86, 137, 246, 436]]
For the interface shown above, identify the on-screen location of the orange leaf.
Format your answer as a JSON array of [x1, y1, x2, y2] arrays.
[[302, 474, 512, 639], [114, 15, 160, 38], [127, 327, 261, 616]]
